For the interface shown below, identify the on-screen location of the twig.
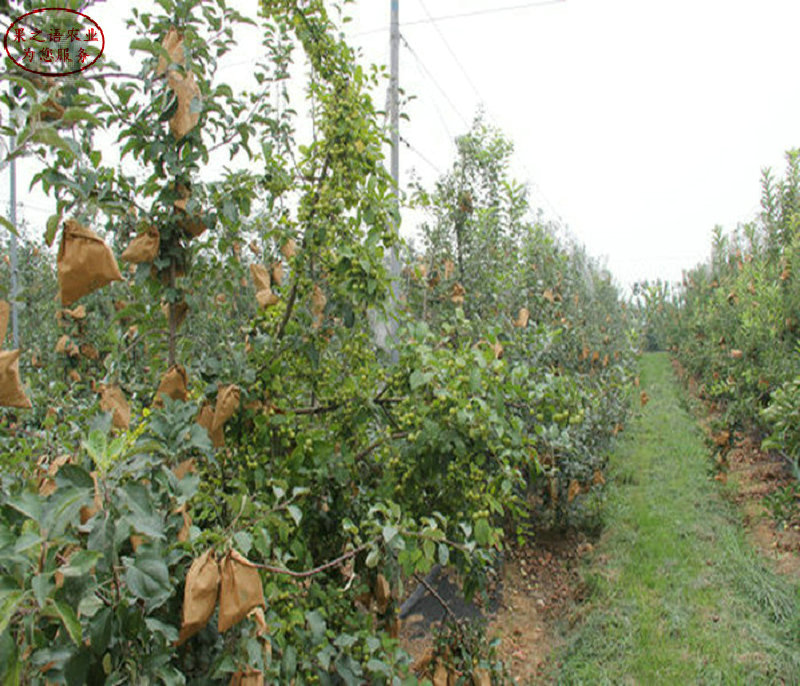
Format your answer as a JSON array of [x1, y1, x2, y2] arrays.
[[413, 571, 460, 629], [253, 542, 370, 578], [354, 431, 408, 462]]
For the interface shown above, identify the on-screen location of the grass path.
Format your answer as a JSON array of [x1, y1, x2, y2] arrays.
[[555, 353, 800, 685]]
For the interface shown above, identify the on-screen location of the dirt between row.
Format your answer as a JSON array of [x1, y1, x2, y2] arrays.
[[399, 527, 594, 683], [672, 358, 800, 579]]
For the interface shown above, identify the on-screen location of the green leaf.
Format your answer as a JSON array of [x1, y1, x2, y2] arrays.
[[365, 548, 380, 568], [409, 369, 433, 391], [287, 505, 302, 526], [61, 550, 102, 578], [52, 600, 82, 644], [0, 216, 18, 237], [0, 74, 38, 99], [474, 518, 491, 545], [124, 551, 171, 610], [129, 38, 158, 54], [46, 214, 60, 246], [6, 491, 43, 522], [232, 531, 252, 555], [30, 126, 74, 156], [381, 524, 399, 544], [438, 543, 449, 566], [306, 609, 326, 641], [0, 591, 25, 635], [60, 108, 103, 127]]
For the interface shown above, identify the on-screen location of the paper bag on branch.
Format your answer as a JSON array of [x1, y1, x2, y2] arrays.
[[0, 300, 9, 345], [177, 549, 220, 645], [174, 184, 207, 238], [271, 261, 284, 287], [174, 503, 191, 542], [98, 383, 130, 431], [156, 27, 184, 76], [250, 264, 271, 293], [80, 343, 99, 361], [172, 458, 196, 480], [0, 350, 31, 409], [250, 264, 279, 309], [229, 671, 264, 686], [63, 305, 87, 320], [161, 301, 189, 330], [311, 284, 326, 330], [167, 71, 201, 140], [120, 226, 160, 264], [212, 385, 240, 434], [218, 550, 264, 633], [196, 403, 223, 447], [450, 282, 465, 305], [280, 238, 297, 260], [57, 219, 123, 306], [55, 335, 79, 357], [155, 364, 188, 405], [79, 471, 103, 524]]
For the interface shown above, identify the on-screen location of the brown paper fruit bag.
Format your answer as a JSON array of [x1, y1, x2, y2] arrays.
[[57, 219, 123, 306], [167, 71, 201, 140], [0, 350, 31, 409], [174, 184, 207, 238], [218, 550, 265, 632], [155, 364, 188, 405], [79, 471, 103, 524], [249, 264, 271, 293], [120, 226, 160, 264], [311, 284, 326, 330], [177, 549, 220, 645], [156, 27, 184, 76], [66, 305, 87, 319], [98, 384, 131, 431], [229, 672, 264, 686], [0, 300, 9, 345], [212, 385, 240, 434], [161, 301, 189, 330], [250, 264, 279, 309], [196, 403, 223, 447]]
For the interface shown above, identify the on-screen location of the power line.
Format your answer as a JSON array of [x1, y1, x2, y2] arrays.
[[353, 0, 566, 36], [401, 135, 443, 175], [400, 33, 466, 135], [415, 0, 484, 104]]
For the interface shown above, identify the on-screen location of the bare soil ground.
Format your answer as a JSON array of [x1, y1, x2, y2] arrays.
[[672, 358, 800, 579], [400, 528, 593, 684]]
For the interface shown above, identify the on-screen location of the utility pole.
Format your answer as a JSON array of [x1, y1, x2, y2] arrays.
[[384, 0, 401, 357], [9, 123, 19, 350], [390, 0, 399, 190]]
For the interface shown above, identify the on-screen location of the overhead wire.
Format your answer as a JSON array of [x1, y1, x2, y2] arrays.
[[353, 0, 566, 36], [400, 135, 444, 175], [415, 0, 485, 105], [400, 33, 464, 137]]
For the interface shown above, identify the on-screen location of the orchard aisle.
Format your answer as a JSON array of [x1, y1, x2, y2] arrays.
[[555, 353, 800, 684]]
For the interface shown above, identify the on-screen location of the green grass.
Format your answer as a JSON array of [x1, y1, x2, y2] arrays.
[[553, 352, 800, 685]]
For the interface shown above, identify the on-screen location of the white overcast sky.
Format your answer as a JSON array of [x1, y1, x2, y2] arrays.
[[341, 0, 800, 289], [5, 0, 800, 291]]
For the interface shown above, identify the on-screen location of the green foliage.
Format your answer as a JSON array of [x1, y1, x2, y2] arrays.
[[672, 150, 800, 434], [0, 0, 636, 681]]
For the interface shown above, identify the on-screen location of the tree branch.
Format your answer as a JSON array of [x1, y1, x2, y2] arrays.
[[253, 542, 371, 578]]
